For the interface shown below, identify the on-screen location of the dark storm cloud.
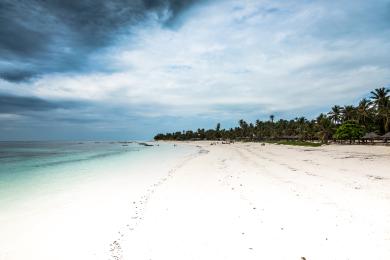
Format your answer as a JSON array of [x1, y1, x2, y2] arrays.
[[0, 70, 37, 83], [0, 0, 200, 82], [0, 94, 83, 113]]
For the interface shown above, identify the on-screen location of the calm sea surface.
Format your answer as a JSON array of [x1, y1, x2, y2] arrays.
[[0, 141, 142, 173], [0, 141, 191, 208]]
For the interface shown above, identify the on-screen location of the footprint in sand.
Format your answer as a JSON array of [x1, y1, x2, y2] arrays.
[[367, 174, 384, 180], [109, 153, 202, 260], [109, 240, 123, 260]]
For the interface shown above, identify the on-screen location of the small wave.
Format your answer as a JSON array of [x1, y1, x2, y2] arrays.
[[31, 149, 140, 168]]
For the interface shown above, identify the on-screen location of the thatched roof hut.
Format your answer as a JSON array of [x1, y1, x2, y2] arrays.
[[381, 132, 390, 139], [362, 132, 380, 139]]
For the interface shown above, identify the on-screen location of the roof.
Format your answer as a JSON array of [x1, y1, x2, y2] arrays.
[[381, 132, 390, 138], [362, 132, 380, 139]]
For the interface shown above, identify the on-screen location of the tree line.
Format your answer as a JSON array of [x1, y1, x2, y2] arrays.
[[154, 87, 390, 144]]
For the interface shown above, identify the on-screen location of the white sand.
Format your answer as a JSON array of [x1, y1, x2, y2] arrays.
[[117, 142, 390, 260], [1, 142, 390, 260]]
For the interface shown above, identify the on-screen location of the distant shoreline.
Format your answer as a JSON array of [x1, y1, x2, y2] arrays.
[[157, 139, 390, 147]]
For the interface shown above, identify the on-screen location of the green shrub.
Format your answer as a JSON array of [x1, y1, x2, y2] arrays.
[[334, 122, 364, 142]]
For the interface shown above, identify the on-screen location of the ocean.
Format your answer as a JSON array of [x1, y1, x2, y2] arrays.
[[0, 141, 196, 260], [0, 140, 194, 211]]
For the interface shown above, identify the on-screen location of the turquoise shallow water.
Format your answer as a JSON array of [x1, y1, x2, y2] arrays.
[[0, 141, 141, 174], [0, 141, 193, 209], [0, 141, 197, 260]]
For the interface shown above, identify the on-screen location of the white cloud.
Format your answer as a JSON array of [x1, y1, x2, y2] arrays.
[[2, 0, 390, 120], [0, 113, 24, 120]]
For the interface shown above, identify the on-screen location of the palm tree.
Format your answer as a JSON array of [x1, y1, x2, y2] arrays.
[[238, 119, 248, 129], [238, 119, 248, 138], [328, 105, 342, 124], [341, 105, 357, 122], [370, 87, 390, 133], [370, 87, 390, 108], [154, 87, 389, 142], [316, 114, 333, 144], [216, 123, 221, 132], [215, 123, 221, 139], [357, 98, 372, 129], [296, 117, 307, 140]]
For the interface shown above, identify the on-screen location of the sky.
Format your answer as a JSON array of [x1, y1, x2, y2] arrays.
[[0, 0, 390, 140]]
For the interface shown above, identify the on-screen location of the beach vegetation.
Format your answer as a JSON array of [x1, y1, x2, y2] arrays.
[[154, 87, 390, 144], [333, 122, 365, 144]]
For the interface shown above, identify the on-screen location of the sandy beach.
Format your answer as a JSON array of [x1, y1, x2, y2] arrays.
[[1, 142, 390, 260], [114, 142, 390, 260], [2, 1, 389, 259]]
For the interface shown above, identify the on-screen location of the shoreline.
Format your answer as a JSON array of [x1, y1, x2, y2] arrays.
[[0, 143, 199, 260], [1, 142, 390, 259]]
